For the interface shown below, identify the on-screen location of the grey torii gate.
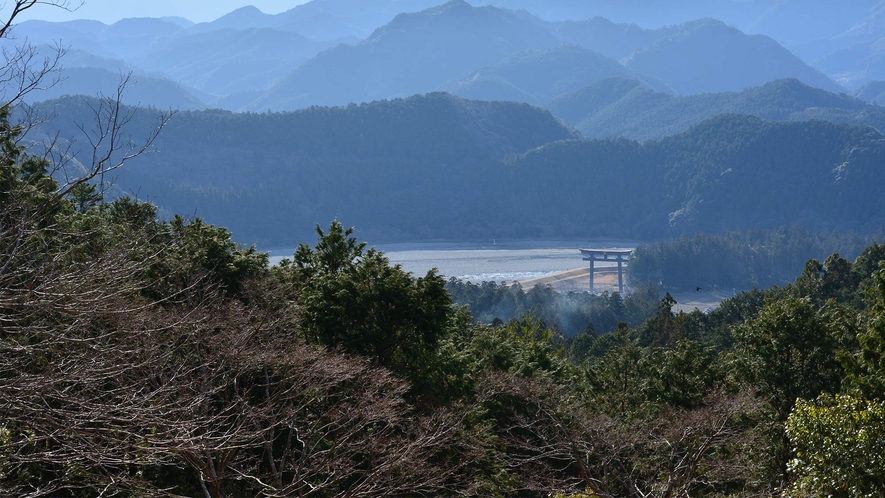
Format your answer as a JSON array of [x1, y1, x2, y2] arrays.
[[580, 248, 633, 294]]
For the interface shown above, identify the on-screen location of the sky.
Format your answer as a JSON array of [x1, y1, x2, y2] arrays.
[[9, 0, 310, 24]]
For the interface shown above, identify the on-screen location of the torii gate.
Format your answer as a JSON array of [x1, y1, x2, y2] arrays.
[[580, 248, 633, 294]]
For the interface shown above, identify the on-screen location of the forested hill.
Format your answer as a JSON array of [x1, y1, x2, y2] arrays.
[[35, 96, 885, 246], [32, 93, 576, 243], [503, 115, 885, 238], [548, 78, 885, 141]]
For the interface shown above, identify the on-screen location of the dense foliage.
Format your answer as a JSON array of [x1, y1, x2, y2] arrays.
[[628, 228, 879, 291]]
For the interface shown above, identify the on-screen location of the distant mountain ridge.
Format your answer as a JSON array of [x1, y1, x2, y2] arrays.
[[438, 44, 674, 105], [854, 80, 885, 104], [483, 0, 878, 43], [24, 67, 208, 110], [198, 0, 443, 39], [548, 16, 673, 60], [14, 0, 848, 112], [252, 2, 842, 111], [18, 44, 210, 109], [132, 28, 337, 96], [621, 18, 842, 95], [548, 78, 885, 141], [250, 0, 561, 110]]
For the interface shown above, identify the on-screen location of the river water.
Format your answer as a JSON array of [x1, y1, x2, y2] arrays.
[[266, 240, 636, 283]]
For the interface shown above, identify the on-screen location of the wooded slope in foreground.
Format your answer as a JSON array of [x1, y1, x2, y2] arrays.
[[5, 104, 885, 496]]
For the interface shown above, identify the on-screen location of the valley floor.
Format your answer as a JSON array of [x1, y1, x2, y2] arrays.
[[516, 267, 729, 313]]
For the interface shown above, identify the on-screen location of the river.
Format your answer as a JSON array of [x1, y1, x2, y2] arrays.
[[265, 240, 637, 283]]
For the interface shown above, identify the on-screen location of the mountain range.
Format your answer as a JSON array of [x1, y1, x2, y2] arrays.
[[13, 0, 870, 112], [249, 1, 561, 110]]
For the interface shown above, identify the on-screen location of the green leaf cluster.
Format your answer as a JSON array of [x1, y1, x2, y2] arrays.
[[786, 394, 885, 497], [280, 220, 451, 378]]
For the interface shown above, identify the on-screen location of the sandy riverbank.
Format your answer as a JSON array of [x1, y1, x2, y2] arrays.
[[515, 268, 728, 312]]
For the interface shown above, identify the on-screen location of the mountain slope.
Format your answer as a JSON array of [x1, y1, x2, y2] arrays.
[[439, 45, 673, 105], [854, 79, 885, 103], [25, 67, 207, 110], [486, 0, 877, 45], [197, 5, 274, 30], [34, 95, 885, 245], [815, 34, 885, 89], [13, 3, 855, 110], [19, 44, 210, 109], [134, 28, 337, 96], [545, 77, 658, 126], [32, 93, 576, 244], [251, 0, 560, 110], [548, 78, 885, 141], [548, 16, 675, 60], [623, 18, 843, 94], [546, 16, 843, 95], [497, 115, 885, 238]]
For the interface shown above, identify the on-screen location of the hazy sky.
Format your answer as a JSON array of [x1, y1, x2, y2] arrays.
[[9, 1, 310, 24]]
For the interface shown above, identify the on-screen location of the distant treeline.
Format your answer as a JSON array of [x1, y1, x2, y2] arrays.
[[628, 228, 882, 291], [445, 280, 660, 337]]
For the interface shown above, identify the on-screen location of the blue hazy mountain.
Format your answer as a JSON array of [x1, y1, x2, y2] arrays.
[[265, 0, 441, 39], [854, 80, 885, 104], [189, 4, 361, 40], [438, 45, 673, 105], [133, 28, 338, 96], [12, 0, 862, 111], [252, 2, 843, 111], [548, 78, 885, 141], [814, 30, 885, 89], [71, 17, 186, 59], [192, 6, 274, 31], [17, 45, 209, 110], [778, 2, 885, 88], [13, 15, 340, 104], [548, 17, 677, 60], [251, 0, 559, 110], [191, 1, 441, 40], [622, 19, 842, 95], [485, 1, 883, 91], [24, 67, 208, 110], [485, 0, 877, 45], [31, 92, 576, 243]]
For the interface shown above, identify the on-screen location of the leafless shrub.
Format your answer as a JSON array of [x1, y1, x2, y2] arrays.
[[477, 373, 764, 498]]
